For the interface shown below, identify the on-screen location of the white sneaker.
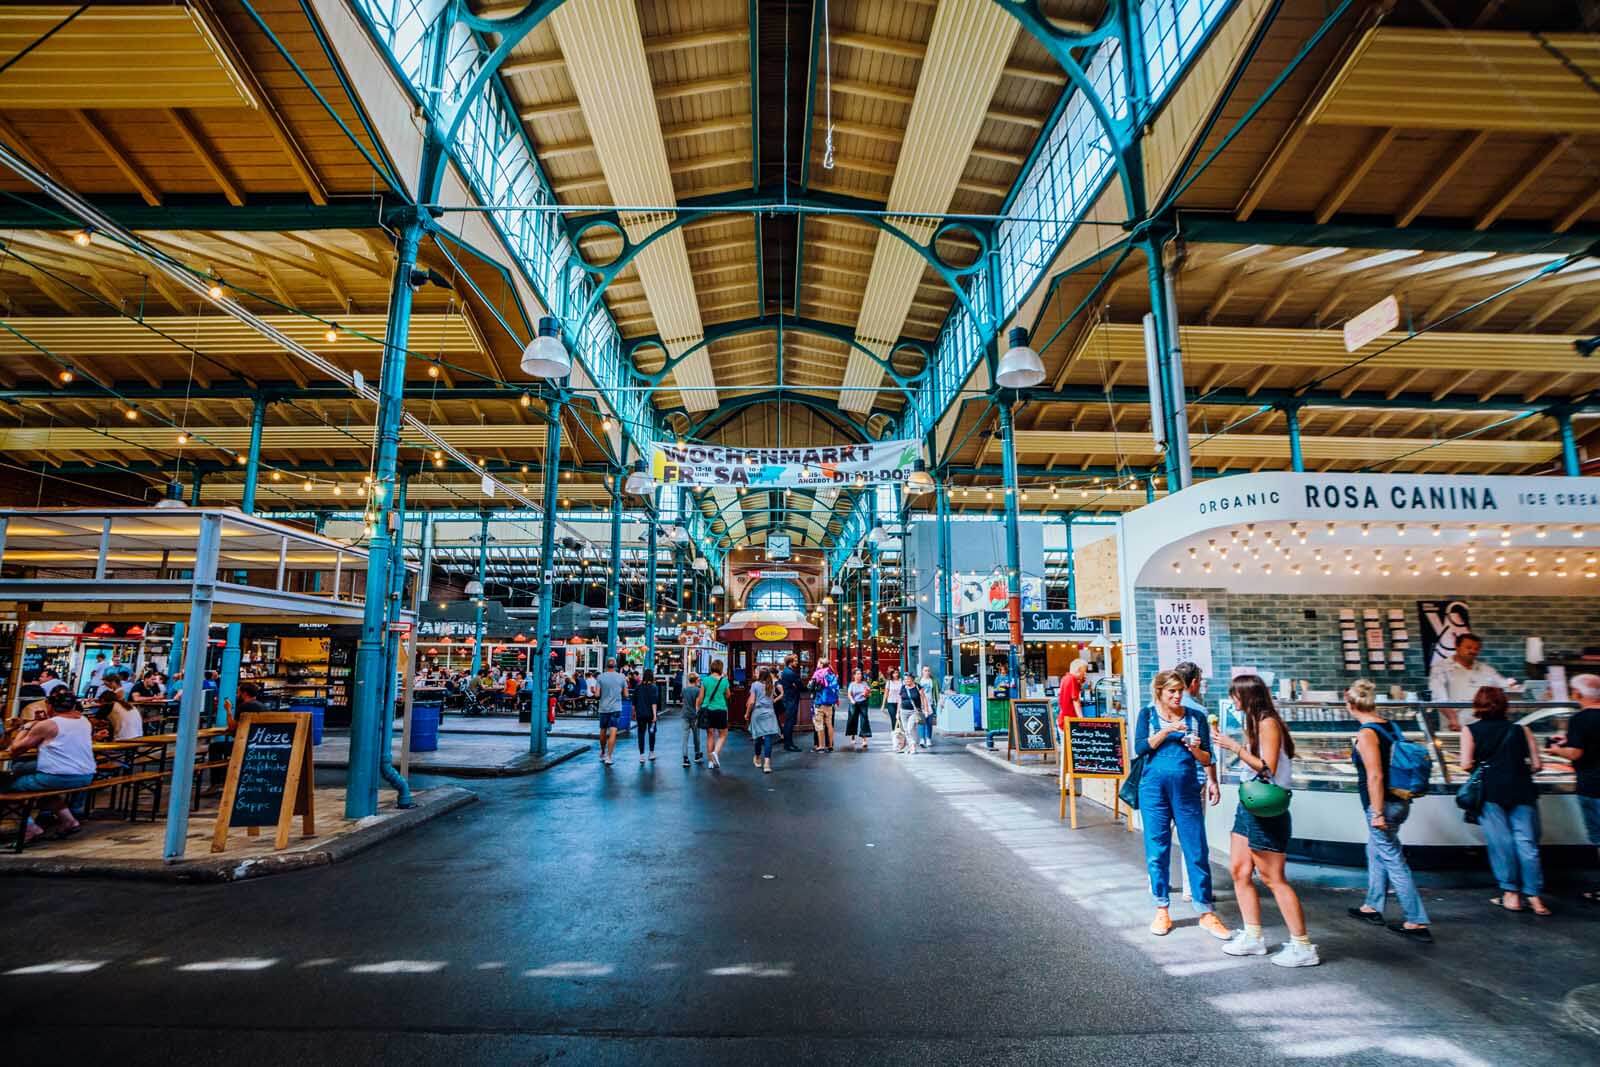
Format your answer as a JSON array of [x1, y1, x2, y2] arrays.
[[1269, 942, 1321, 968], [1222, 931, 1268, 957], [639, 755, 646, 763]]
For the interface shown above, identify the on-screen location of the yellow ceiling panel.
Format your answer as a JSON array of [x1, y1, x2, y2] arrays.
[[1309, 28, 1600, 133], [0, 5, 256, 110], [0, 423, 547, 455], [1012, 430, 1559, 466], [0, 313, 481, 360]]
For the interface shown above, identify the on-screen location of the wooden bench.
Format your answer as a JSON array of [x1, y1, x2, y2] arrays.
[[0, 771, 164, 852]]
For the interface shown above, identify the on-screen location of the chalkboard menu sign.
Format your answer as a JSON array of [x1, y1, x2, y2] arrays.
[[1064, 718, 1127, 778], [1009, 699, 1056, 761], [212, 713, 315, 852], [1059, 716, 1134, 830]]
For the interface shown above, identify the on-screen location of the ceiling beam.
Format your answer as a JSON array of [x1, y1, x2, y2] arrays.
[[74, 110, 160, 206], [166, 109, 244, 207]]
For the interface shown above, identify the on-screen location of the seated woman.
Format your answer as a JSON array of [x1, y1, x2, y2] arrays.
[[97, 689, 145, 741], [2, 687, 96, 844]]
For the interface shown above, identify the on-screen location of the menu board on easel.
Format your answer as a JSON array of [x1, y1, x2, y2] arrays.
[[1059, 717, 1134, 831], [211, 713, 315, 852]]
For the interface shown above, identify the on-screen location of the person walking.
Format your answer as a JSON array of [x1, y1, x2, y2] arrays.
[[779, 654, 803, 752], [885, 668, 907, 750], [698, 659, 731, 769], [634, 669, 661, 763], [747, 666, 781, 774], [1546, 673, 1600, 904], [595, 659, 626, 767], [1461, 686, 1548, 915], [917, 665, 937, 748], [845, 668, 871, 750], [812, 672, 836, 753], [1345, 679, 1433, 942], [897, 671, 925, 756], [1210, 674, 1318, 967], [681, 672, 703, 767], [1135, 670, 1231, 940]]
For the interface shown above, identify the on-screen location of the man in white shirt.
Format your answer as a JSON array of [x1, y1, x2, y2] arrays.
[[37, 669, 64, 697], [1428, 631, 1516, 729]]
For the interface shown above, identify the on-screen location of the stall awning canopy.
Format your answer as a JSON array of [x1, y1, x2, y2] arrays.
[[717, 610, 819, 643]]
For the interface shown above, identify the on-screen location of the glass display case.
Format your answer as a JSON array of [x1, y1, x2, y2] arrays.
[[1213, 700, 1580, 795]]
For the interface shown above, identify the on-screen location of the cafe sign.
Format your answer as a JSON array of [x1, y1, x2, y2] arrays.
[[753, 624, 790, 641]]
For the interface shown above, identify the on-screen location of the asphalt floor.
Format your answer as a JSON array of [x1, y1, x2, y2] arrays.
[[2, 712, 1598, 1066]]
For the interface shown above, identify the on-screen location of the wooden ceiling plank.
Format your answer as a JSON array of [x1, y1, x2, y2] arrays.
[[1315, 128, 1396, 224], [292, 232, 386, 278], [7, 260, 78, 313], [1522, 373, 1571, 404], [309, 250, 352, 311], [1385, 367, 1426, 398], [166, 108, 243, 206], [1519, 291, 1574, 333], [0, 115, 61, 182], [1397, 130, 1489, 227], [1475, 135, 1574, 231], [75, 110, 161, 207], [1255, 270, 1299, 324], [1205, 264, 1250, 323], [1554, 183, 1600, 234]]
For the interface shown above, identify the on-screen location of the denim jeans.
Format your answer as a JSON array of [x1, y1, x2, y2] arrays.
[[1579, 794, 1600, 847], [1139, 745, 1213, 910], [1365, 799, 1430, 924], [681, 715, 701, 761], [753, 735, 777, 759], [780, 703, 798, 747], [1480, 802, 1542, 896]]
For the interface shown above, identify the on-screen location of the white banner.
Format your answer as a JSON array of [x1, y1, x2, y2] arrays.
[[1154, 597, 1213, 679], [951, 571, 1044, 614], [651, 439, 920, 489]]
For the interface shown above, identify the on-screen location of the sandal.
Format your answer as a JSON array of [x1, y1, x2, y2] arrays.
[[1489, 896, 1524, 912], [1529, 899, 1553, 917]]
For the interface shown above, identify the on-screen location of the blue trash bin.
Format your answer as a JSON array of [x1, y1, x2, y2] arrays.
[[410, 700, 442, 752], [289, 698, 326, 746]]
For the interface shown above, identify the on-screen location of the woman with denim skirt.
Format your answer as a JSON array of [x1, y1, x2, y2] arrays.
[[1345, 679, 1433, 942], [1461, 686, 1548, 915], [1135, 670, 1232, 940], [1209, 675, 1318, 967]]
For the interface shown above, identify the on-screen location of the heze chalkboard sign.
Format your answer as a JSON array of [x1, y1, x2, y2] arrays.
[[1008, 699, 1056, 763], [1059, 717, 1134, 830], [211, 713, 315, 852]]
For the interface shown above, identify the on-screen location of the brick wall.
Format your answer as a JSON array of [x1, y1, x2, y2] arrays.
[[1134, 586, 1600, 700]]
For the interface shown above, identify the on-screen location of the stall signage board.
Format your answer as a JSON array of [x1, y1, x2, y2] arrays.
[[1059, 717, 1134, 830], [1008, 699, 1056, 764], [211, 713, 315, 852], [1417, 599, 1471, 669], [753, 624, 789, 641], [1154, 598, 1212, 677], [651, 438, 920, 489]]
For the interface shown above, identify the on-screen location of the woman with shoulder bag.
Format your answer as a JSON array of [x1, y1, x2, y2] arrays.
[[1135, 670, 1232, 941], [898, 674, 924, 757], [1210, 675, 1318, 967], [698, 660, 731, 770], [1461, 686, 1548, 915]]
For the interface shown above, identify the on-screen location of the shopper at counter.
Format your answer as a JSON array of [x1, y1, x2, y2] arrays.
[[1210, 675, 1318, 967], [1057, 659, 1087, 728], [1135, 670, 1231, 941], [1460, 686, 1548, 916], [1546, 673, 1600, 905], [1429, 633, 1516, 729], [1346, 679, 1432, 943]]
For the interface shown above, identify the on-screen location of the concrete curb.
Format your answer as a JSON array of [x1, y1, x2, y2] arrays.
[[0, 786, 477, 884], [964, 741, 1059, 779], [316, 740, 590, 778], [1563, 985, 1600, 1038]]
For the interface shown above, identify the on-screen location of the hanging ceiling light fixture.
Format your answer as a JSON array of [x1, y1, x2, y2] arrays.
[[830, 582, 844, 596], [520, 315, 571, 379], [994, 326, 1045, 389], [867, 520, 887, 545], [905, 460, 934, 497], [711, 583, 725, 596], [624, 459, 654, 496]]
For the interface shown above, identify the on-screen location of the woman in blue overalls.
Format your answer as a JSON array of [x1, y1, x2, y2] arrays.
[[1135, 670, 1233, 940]]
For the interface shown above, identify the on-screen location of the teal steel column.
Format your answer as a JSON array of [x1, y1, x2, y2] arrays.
[[189, 468, 204, 506], [377, 475, 413, 806], [1142, 241, 1183, 490], [1064, 511, 1077, 612], [645, 491, 659, 667], [1556, 410, 1581, 476], [163, 513, 220, 861], [674, 487, 686, 622], [218, 395, 266, 727], [1285, 403, 1305, 472], [936, 478, 954, 677], [469, 510, 490, 678], [854, 559, 864, 675], [998, 401, 1024, 688], [347, 214, 424, 819], [606, 472, 622, 660], [529, 395, 564, 756]]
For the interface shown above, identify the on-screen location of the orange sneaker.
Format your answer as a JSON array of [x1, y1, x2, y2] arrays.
[[1198, 912, 1233, 941], [1149, 910, 1173, 936]]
